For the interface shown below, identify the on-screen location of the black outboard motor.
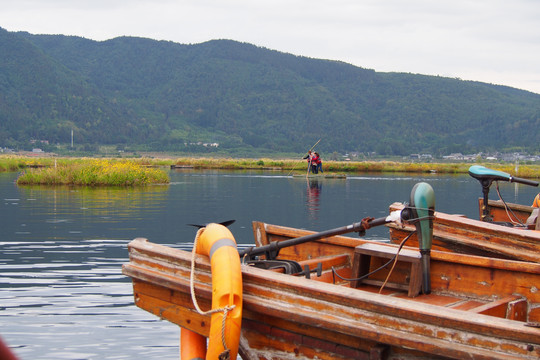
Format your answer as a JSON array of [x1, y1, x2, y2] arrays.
[[408, 182, 435, 294], [468, 165, 538, 222]]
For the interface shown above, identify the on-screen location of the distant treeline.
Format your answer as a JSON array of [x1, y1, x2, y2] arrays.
[[1, 27, 540, 156]]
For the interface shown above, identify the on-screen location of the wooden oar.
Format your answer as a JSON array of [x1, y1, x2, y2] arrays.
[[238, 213, 400, 260]]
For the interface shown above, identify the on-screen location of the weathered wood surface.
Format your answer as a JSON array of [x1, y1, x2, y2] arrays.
[[387, 202, 540, 262], [123, 220, 540, 359], [257, 222, 540, 319], [478, 198, 535, 224]]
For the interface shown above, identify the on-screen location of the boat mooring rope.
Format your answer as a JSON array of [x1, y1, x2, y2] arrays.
[[378, 233, 411, 293], [190, 227, 235, 359]]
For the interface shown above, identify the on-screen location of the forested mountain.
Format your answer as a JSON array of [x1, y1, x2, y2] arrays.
[[1, 27, 539, 156]]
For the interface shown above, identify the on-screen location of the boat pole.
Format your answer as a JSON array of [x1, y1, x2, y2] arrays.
[[238, 211, 401, 260]]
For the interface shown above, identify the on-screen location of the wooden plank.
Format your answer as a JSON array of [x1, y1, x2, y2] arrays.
[[350, 243, 421, 297], [350, 250, 370, 289], [355, 243, 421, 262], [297, 254, 350, 270], [252, 221, 268, 248], [507, 298, 529, 322], [469, 296, 521, 318], [450, 299, 485, 311], [134, 282, 211, 336]]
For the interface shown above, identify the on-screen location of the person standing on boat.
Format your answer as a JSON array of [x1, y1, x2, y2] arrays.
[[303, 151, 315, 173], [313, 152, 323, 174], [310, 152, 320, 174]]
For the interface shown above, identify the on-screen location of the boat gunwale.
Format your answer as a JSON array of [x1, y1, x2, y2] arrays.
[[389, 202, 540, 240]]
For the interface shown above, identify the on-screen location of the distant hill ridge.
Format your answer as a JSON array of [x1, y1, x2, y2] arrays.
[[1, 26, 539, 155]]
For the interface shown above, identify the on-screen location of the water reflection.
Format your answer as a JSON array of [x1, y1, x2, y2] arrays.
[[17, 184, 169, 221], [0, 236, 179, 359], [2, 170, 540, 359], [306, 179, 322, 221]]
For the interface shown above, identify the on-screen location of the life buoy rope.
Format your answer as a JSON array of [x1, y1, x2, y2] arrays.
[[182, 224, 242, 360]]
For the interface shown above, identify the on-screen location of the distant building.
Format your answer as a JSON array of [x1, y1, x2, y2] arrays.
[[185, 142, 219, 148]]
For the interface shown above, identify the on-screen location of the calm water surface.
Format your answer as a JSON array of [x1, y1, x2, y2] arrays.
[[1, 169, 538, 359]]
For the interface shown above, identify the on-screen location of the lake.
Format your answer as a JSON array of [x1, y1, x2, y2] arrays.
[[1, 168, 538, 359]]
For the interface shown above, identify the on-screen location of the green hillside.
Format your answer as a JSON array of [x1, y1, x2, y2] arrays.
[[1, 27, 539, 156]]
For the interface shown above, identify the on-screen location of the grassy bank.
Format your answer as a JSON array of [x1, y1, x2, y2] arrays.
[[170, 157, 540, 178], [3, 155, 539, 180], [16, 159, 169, 186]]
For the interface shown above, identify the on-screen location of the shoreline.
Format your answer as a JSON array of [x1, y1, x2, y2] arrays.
[[2, 155, 539, 179]]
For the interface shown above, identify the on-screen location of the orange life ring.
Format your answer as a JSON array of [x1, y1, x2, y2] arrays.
[[181, 223, 243, 360]]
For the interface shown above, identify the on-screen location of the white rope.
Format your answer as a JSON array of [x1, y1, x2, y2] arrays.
[[190, 227, 235, 358]]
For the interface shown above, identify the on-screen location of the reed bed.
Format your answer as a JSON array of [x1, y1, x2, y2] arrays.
[[0, 156, 34, 172], [171, 157, 540, 178], [16, 159, 169, 186]]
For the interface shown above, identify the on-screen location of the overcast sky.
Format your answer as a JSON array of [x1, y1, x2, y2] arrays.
[[2, 0, 540, 94]]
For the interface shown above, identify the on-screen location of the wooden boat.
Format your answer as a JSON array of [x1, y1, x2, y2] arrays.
[[387, 166, 540, 262], [123, 183, 540, 359]]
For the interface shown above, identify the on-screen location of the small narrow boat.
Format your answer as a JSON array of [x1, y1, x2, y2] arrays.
[[387, 165, 540, 262], [291, 173, 347, 179], [123, 182, 540, 359]]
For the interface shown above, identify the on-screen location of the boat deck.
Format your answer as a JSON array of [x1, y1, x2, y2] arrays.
[[282, 250, 528, 322]]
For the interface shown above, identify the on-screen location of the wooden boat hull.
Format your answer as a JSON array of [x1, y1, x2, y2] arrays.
[[478, 198, 538, 228], [123, 222, 540, 359], [387, 202, 540, 262]]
